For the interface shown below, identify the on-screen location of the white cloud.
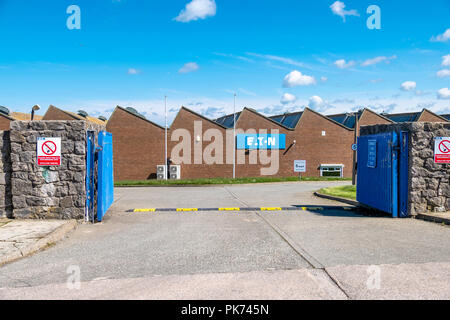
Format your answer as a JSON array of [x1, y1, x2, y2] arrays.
[[361, 55, 397, 67], [431, 29, 450, 42], [247, 53, 307, 68], [178, 62, 199, 74], [281, 93, 297, 105], [174, 0, 216, 23], [400, 81, 417, 91], [308, 95, 325, 110], [437, 88, 450, 100], [442, 54, 450, 67], [330, 1, 359, 22], [334, 59, 355, 69], [282, 70, 316, 88], [127, 68, 141, 75], [437, 69, 450, 78]]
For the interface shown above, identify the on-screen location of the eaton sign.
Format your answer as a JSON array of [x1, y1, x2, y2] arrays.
[[237, 134, 286, 150]]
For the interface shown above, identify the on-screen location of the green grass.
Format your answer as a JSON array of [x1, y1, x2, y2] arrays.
[[115, 176, 351, 187], [319, 185, 357, 200]]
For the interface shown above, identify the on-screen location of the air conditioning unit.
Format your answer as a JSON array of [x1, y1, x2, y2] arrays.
[[157, 165, 167, 180], [169, 165, 181, 180]]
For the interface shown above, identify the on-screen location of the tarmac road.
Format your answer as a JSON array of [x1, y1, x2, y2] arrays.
[[1, 181, 449, 300]]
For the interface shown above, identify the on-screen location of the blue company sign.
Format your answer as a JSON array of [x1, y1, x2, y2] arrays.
[[236, 134, 286, 150], [367, 140, 377, 168]]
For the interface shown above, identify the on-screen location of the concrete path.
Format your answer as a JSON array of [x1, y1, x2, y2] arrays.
[[0, 219, 77, 267], [0, 182, 449, 300]]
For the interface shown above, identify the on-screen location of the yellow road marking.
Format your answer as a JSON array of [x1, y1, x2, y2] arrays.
[[134, 209, 156, 212], [260, 207, 282, 211], [219, 208, 241, 211], [176, 208, 198, 212]]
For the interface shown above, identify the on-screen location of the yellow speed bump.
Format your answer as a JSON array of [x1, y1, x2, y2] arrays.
[[260, 207, 283, 211], [176, 208, 198, 212], [134, 209, 156, 212], [219, 208, 241, 211]]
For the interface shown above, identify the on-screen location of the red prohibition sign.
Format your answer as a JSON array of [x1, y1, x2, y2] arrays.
[[438, 140, 450, 154], [42, 141, 57, 156]]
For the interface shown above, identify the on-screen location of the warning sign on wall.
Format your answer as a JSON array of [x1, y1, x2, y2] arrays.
[[37, 137, 61, 166], [434, 137, 450, 164]]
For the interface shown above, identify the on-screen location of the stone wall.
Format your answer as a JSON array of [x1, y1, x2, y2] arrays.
[[0, 131, 12, 218], [8, 121, 100, 220], [360, 122, 450, 215]]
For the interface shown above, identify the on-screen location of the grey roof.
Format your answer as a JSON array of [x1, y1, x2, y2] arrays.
[[269, 112, 303, 129]]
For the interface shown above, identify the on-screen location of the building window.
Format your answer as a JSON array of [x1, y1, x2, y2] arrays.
[[320, 165, 344, 178]]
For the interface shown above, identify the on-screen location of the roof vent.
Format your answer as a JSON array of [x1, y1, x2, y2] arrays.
[[98, 116, 107, 122], [0, 106, 10, 116], [77, 110, 89, 118], [126, 107, 139, 115]]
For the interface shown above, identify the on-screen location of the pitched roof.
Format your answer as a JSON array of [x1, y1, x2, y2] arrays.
[[45, 105, 107, 125], [418, 109, 449, 122], [215, 112, 241, 128], [383, 111, 421, 123], [442, 114, 450, 121], [269, 111, 303, 129], [178, 106, 228, 129], [241, 107, 294, 131], [10, 112, 43, 121], [113, 106, 165, 130]]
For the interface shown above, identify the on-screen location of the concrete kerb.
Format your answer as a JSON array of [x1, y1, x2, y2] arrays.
[[0, 219, 78, 267], [415, 213, 450, 226], [313, 191, 359, 207]]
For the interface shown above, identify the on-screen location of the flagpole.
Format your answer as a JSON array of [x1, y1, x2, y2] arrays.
[[233, 93, 236, 179], [165, 96, 168, 180]]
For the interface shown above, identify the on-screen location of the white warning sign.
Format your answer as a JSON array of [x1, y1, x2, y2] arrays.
[[37, 137, 61, 166], [434, 137, 450, 164]]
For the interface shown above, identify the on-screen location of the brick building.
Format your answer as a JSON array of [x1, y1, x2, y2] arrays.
[[106, 106, 166, 181], [108, 105, 449, 181], [43, 105, 107, 126]]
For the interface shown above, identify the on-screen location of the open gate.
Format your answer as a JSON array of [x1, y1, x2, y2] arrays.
[[357, 131, 409, 218], [86, 131, 114, 223]]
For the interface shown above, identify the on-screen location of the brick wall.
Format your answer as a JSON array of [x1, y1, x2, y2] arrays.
[[107, 107, 166, 181], [418, 109, 448, 123], [169, 107, 232, 179], [0, 115, 11, 131]]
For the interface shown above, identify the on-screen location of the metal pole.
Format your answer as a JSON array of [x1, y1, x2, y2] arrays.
[[165, 96, 168, 180], [352, 112, 359, 186], [233, 93, 236, 179]]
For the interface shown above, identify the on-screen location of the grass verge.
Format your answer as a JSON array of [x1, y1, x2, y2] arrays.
[[318, 185, 357, 200], [116, 176, 351, 187]]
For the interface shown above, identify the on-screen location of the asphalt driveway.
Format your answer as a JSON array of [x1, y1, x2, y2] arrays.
[[1, 181, 449, 300]]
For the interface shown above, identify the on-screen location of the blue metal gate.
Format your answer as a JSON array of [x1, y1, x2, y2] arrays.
[[97, 132, 114, 222], [86, 131, 114, 223], [357, 131, 409, 218]]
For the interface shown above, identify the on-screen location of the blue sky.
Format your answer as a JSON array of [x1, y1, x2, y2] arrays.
[[0, 0, 449, 125]]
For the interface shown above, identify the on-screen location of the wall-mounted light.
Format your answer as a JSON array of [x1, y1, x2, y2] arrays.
[[31, 105, 41, 121], [196, 135, 201, 143], [293, 140, 297, 145]]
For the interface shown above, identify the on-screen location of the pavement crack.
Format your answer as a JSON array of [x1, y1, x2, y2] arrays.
[[223, 185, 351, 299]]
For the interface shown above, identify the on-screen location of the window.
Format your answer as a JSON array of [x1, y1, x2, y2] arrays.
[[320, 165, 344, 178]]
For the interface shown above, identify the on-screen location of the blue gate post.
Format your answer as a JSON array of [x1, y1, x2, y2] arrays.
[[391, 132, 399, 218], [85, 131, 95, 223], [399, 131, 409, 218], [97, 131, 114, 222]]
